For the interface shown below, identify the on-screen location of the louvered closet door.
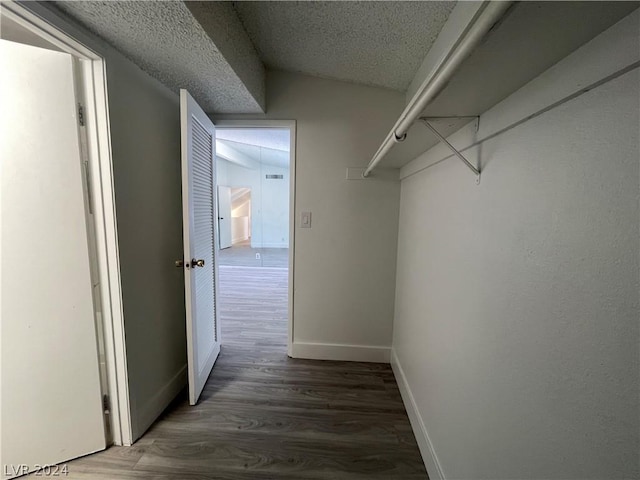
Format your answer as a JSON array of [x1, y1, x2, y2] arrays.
[[180, 89, 221, 405]]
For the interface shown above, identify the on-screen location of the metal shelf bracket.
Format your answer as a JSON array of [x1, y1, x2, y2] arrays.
[[419, 117, 480, 183]]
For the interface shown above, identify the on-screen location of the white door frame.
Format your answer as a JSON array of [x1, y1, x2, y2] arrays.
[[217, 185, 233, 250], [2, 2, 132, 445], [214, 120, 297, 357]]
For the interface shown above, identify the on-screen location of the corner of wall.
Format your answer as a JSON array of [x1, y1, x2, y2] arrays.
[[291, 342, 391, 363], [390, 349, 444, 480], [132, 364, 187, 442]]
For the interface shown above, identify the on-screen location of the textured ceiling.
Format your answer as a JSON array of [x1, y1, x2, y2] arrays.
[[53, 1, 265, 113], [232, 1, 456, 91]]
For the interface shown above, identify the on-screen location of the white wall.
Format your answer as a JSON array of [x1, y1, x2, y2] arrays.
[[231, 217, 250, 244], [392, 12, 639, 480], [106, 51, 185, 442], [29, 3, 187, 442], [215, 71, 404, 362], [232, 197, 250, 217], [231, 189, 251, 243], [260, 165, 289, 248], [216, 151, 229, 186], [218, 158, 290, 248]]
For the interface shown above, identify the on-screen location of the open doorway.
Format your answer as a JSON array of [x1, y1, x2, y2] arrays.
[[229, 186, 252, 248], [217, 186, 253, 251], [215, 125, 294, 355]]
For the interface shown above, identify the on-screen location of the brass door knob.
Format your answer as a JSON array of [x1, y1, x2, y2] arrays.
[[192, 259, 205, 268]]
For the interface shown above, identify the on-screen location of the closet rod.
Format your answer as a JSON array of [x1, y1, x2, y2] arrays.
[[363, 1, 512, 178]]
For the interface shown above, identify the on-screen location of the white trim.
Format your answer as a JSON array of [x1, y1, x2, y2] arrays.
[[257, 242, 289, 249], [136, 365, 187, 438], [213, 120, 297, 357], [4, 1, 132, 446], [231, 235, 250, 244], [291, 342, 390, 363], [86, 50, 132, 448], [2, 2, 97, 58], [390, 349, 444, 480]]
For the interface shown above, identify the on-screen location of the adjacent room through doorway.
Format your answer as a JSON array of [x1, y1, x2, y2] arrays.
[[215, 127, 292, 354]]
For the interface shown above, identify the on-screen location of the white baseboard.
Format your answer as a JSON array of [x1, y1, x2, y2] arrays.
[[134, 364, 187, 441], [252, 242, 289, 249], [291, 341, 390, 363], [391, 349, 444, 480], [232, 235, 249, 244]]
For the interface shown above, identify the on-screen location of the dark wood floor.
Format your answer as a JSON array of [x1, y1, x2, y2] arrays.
[[40, 266, 427, 479]]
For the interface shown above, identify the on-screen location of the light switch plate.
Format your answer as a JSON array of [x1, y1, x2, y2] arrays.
[[300, 211, 311, 228]]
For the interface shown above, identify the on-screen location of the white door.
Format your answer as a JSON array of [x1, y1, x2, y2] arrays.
[[180, 89, 222, 405], [1, 40, 106, 477], [217, 186, 233, 249]]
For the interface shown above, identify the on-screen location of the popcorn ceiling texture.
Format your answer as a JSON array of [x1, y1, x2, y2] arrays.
[[232, 1, 456, 91], [54, 1, 265, 113], [185, 1, 265, 112], [52, 0, 453, 110]]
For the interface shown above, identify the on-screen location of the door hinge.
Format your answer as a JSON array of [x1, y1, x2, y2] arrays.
[[78, 103, 85, 126], [103, 394, 111, 414]]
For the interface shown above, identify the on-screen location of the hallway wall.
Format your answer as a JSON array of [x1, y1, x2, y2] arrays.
[[105, 49, 185, 442], [392, 11, 640, 479], [218, 158, 290, 248], [214, 71, 404, 361]]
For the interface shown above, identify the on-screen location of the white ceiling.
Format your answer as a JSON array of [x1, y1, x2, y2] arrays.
[[216, 128, 290, 169], [45, 0, 638, 144], [53, 1, 265, 113], [51, 1, 456, 112], [232, 1, 456, 91], [222, 141, 289, 169], [217, 128, 290, 152]]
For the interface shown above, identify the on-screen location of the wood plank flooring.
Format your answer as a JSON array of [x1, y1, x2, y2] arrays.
[[34, 266, 427, 479], [218, 243, 289, 268]]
